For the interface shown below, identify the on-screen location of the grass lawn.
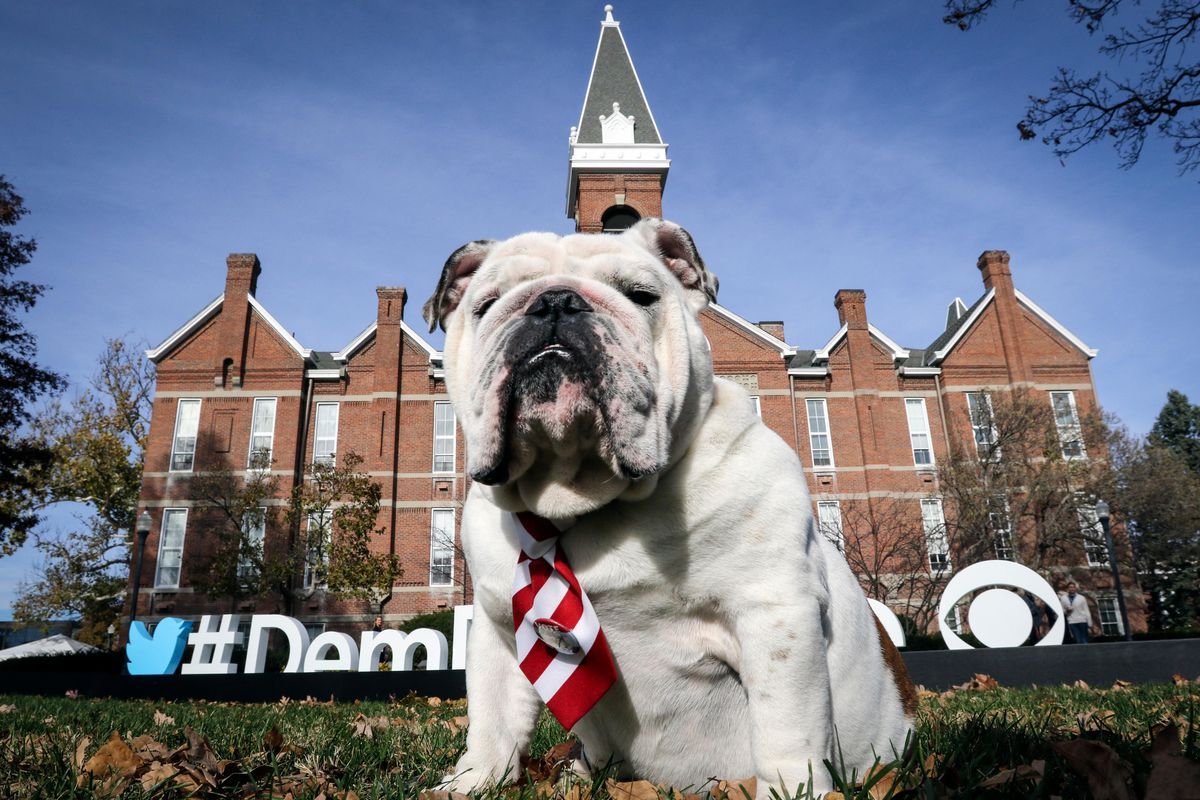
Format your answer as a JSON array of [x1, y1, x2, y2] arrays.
[[1, 679, 1197, 799]]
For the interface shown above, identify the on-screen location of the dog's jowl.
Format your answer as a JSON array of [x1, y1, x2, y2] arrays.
[[424, 218, 914, 798]]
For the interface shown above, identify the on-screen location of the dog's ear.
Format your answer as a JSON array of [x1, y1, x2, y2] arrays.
[[422, 240, 497, 332], [624, 218, 719, 304]]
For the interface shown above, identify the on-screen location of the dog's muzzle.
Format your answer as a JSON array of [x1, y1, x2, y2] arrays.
[[506, 287, 604, 400]]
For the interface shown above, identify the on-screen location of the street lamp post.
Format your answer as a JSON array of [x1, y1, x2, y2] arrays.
[[1095, 500, 1133, 642], [129, 511, 153, 632]]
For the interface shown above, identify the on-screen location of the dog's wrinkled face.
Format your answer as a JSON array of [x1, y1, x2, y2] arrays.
[[423, 219, 718, 518]]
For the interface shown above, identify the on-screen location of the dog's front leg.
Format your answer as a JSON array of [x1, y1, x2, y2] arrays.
[[736, 597, 834, 799], [442, 611, 543, 793]]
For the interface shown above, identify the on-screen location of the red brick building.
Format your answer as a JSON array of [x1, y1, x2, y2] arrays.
[[130, 6, 1141, 638]]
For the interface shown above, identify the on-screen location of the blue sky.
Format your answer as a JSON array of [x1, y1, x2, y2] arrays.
[[1, 1, 1196, 618]]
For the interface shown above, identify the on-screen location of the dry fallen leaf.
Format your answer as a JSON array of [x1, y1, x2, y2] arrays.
[[711, 777, 758, 800], [64, 689, 80, 699], [78, 731, 144, 798], [606, 778, 664, 800], [442, 715, 469, 734], [978, 760, 1045, 788], [1072, 679, 1090, 689], [1171, 674, 1191, 686], [1110, 679, 1132, 691], [427, 697, 444, 707], [73, 735, 93, 771], [1051, 739, 1134, 800], [417, 792, 469, 800], [153, 709, 175, 726], [953, 673, 1000, 691], [1077, 709, 1117, 731], [1144, 723, 1200, 800], [0, 703, 15, 713], [264, 725, 284, 753]]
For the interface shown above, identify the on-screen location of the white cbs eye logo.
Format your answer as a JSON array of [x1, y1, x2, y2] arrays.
[[938, 561, 1065, 650]]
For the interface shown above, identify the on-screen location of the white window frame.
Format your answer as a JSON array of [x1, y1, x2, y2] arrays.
[[816, 500, 843, 550], [904, 398, 934, 467], [169, 399, 202, 472], [1077, 502, 1109, 567], [805, 398, 835, 468], [966, 392, 999, 457], [247, 397, 278, 470], [1050, 391, 1087, 460], [302, 509, 331, 590], [433, 402, 456, 474], [312, 402, 339, 466], [430, 508, 455, 586], [1097, 594, 1124, 636], [750, 395, 761, 418], [238, 507, 267, 579], [921, 498, 951, 574], [154, 509, 188, 588], [988, 496, 1014, 560]]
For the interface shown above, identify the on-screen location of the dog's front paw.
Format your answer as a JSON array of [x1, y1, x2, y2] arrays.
[[440, 751, 521, 796]]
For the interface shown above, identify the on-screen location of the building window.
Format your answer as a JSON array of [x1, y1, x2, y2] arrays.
[[904, 398, 934, 466], [816, 500, 843, 550], [1097, 595, 1123, 636], [248, 398, 277, 470], [806, 398, 834, 468], [170, 399, 201, 472], [154, 509, 188, 588], [966, 392, 998, 457], [430, 508, 455, 586], [433, 402, 456, 473], [601, 205, 640, 232], [1077, 502, 1109, 567], [988, 496, 1014, 560], [302, 510, 331, 589], [750, 395, 761, 418], [921, 498, 951, 574], [1050, 391, 1087, 460], [313, 402, 339, 466], [237, 507, 267, 579]]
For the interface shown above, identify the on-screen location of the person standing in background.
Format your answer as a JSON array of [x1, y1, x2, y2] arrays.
[[1059, 581, 1096, 643]]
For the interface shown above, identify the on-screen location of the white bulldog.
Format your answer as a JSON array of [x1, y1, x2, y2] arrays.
[[423, 219, 915, 798]]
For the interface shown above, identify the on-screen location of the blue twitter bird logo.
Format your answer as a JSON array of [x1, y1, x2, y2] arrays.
[[126, 617, 192, 675]]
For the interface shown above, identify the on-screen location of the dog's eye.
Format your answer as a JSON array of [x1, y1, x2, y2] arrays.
[[624, 289, 659, 307], [474, 297, 498, 318]]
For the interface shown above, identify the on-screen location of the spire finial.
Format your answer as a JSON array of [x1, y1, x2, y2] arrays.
[[603, 5, 615, 24]]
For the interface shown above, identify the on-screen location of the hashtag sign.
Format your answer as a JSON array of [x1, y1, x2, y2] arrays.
[[181, 614, 244, 675]]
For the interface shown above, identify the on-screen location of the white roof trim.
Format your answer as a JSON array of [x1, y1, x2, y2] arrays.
[[811, 323, 908, 362], [900, 366, 942, 377], [145, 294, 224, 363], [246, 295, 312, 359], [1014, 289, 1099, 358], [304, 368, 344, 380], [931, 288, 996, 364], [707, 303, 797, 356], [814, 324, 848, 361], [332, 322, 377, 361], [788, 366, 830, 377], [331, 320, 441, 363]]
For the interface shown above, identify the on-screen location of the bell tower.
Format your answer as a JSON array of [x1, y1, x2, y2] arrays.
[[567, 5, 670, 232]]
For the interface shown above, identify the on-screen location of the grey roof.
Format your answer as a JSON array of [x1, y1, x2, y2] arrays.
[[787, 350, 818, 369], [925, 293, 986, 360], [307, 350, 340, 369], [575, 24, 662, 144]]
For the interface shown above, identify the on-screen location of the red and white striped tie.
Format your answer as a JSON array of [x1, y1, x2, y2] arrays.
[[508, 510, 617, 730]]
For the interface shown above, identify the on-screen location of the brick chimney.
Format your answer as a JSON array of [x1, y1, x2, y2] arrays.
[[977, 250, 1012, 293], [976, 250, 1031, 384], [218, 253, 261, 388], [372, 287, 408, 394], [757, 321, 785, 340], [834, 289, 868, 330]]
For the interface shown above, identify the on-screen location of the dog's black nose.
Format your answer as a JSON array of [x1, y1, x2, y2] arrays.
[[526, 288, 593, 319]]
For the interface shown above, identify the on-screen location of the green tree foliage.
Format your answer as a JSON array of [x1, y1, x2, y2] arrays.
[[945, 1, 1200, 175], [287, 453, 401, 609], [13, 338, 152, 643], [1103, 418, 1200, 630], [1149, 389, 1200, 474], [190, 467, 294, 610], [0, 176, 65, 554]]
